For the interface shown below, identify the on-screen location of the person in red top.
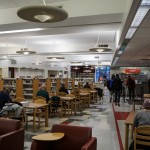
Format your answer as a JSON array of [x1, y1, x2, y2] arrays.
[[126, 75, 136, 100]]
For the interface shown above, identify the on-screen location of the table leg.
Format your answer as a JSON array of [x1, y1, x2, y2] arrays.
[[74, 98, 76, 115], [33, 109, 36, 132], [45, 105, 48, 127], [125, 124, 129, 150], [132, 101, 135, 111]]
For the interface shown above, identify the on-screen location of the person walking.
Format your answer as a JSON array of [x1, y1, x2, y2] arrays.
[[113, 74, 122, 106], [126, 75, 136, 100], [107, 74, 115, 102]]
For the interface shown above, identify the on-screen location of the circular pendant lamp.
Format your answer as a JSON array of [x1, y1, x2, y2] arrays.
[[89, 44, 112, 53], [16, 48, 36, 55], [17, 5, 68, 23]]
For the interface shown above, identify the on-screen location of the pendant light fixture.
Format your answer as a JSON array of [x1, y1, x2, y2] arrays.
[[47, 41, 65, 60], [47, 56, 65, 60], [16, 39, 36, 55], [17, 0, 68, 23], [89, 33, 112, 52]]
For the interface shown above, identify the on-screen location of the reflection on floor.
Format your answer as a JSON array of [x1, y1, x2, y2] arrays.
[[24, 90, 140, 150]]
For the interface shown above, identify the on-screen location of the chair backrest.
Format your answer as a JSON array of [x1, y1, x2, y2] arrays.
[[51, 96, 60, 109], [51, 124, 92, 150], [14, 97, 25, 102], [66, 94, 75, 97], [0, 118, 21, 135], [34, 96, 46, 100], [134, 125, 150, 150], [57, 92, 67, 96], [49, 92, 56, 97], [34, 99, 46, 104]]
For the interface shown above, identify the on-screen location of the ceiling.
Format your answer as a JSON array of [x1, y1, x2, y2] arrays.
[[113, 0, 150, 67], [0, 0, 148, 69]]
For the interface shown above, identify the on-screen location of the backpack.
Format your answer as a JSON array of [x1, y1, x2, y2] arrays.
[[107, 79, 113, 90]]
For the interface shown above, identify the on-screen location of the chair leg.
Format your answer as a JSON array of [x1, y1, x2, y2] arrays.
[[25, 115, 28, 129], [38, 115, 41, 129]]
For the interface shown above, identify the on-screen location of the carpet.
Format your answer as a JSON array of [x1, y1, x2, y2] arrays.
[[126, 99, 143, 105]]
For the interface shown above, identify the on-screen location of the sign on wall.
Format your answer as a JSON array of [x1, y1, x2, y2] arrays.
[[95, 66, 110, 82]]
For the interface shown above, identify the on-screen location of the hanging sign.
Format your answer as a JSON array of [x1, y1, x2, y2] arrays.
[[125, 68, 141, 74]]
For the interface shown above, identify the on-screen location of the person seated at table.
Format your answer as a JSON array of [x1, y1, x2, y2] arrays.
[[0, 88, 12, 112], [59, 83, 69, 94], [83, 82, 91, 89], [129, 99, 150, 150], [36, 84, 50, 103]]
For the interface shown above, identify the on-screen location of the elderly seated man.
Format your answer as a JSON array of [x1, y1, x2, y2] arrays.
[[36, 84, 50, 103], [129, 99, 150, 150]]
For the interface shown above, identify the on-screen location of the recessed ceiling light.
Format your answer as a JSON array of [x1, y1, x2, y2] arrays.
[[131, 7, 149, 27], [125, 28, 137, 39]]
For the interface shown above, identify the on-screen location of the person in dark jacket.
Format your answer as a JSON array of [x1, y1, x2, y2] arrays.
[[36, 84, 50, 103], [59, 84, 69, 94], [113, 74, 122, 106], [126, 75, 136, 100], [107, 74, 115, 102], [0, 88, 12, 110], [83, 82, 91, 89]]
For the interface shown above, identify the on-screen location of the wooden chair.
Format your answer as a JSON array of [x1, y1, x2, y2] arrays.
[[25, 99, 47, 129], [57, 92, 68, 96], [134, 125, 150, 150], [66, 94, 76, 115], [14, 97, 25, 102], [33, 96, 46, 102]]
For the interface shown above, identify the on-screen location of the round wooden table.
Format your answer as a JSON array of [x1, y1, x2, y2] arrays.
[[32, 132, 64, 141]]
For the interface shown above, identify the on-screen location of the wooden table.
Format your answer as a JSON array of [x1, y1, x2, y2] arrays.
[[32, 132, 64, 141], [124, 111, 135, 150], [24, 103, 49, 132]]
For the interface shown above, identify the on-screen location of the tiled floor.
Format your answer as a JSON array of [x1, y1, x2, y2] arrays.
[[24, 89, 141, 150]]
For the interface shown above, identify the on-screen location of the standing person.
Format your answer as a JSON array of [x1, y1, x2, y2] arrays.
[[107, 74, 115, 102], [113, 74, 122, 106], [148, 78, 150, 93], [36, 84, 50, 103], [126, 75, 136, 100], [103, 75, 108, 87], [129, 99, 150, 150], [59, 83, 69, 94]]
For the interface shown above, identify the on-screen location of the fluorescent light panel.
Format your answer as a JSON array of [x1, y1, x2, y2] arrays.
[[118, 51, 123, 55], [131, 7, 149, 27], [0, 28, 43, 34], [125, 28, 137, 39], [141, 0, 150, 5]]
